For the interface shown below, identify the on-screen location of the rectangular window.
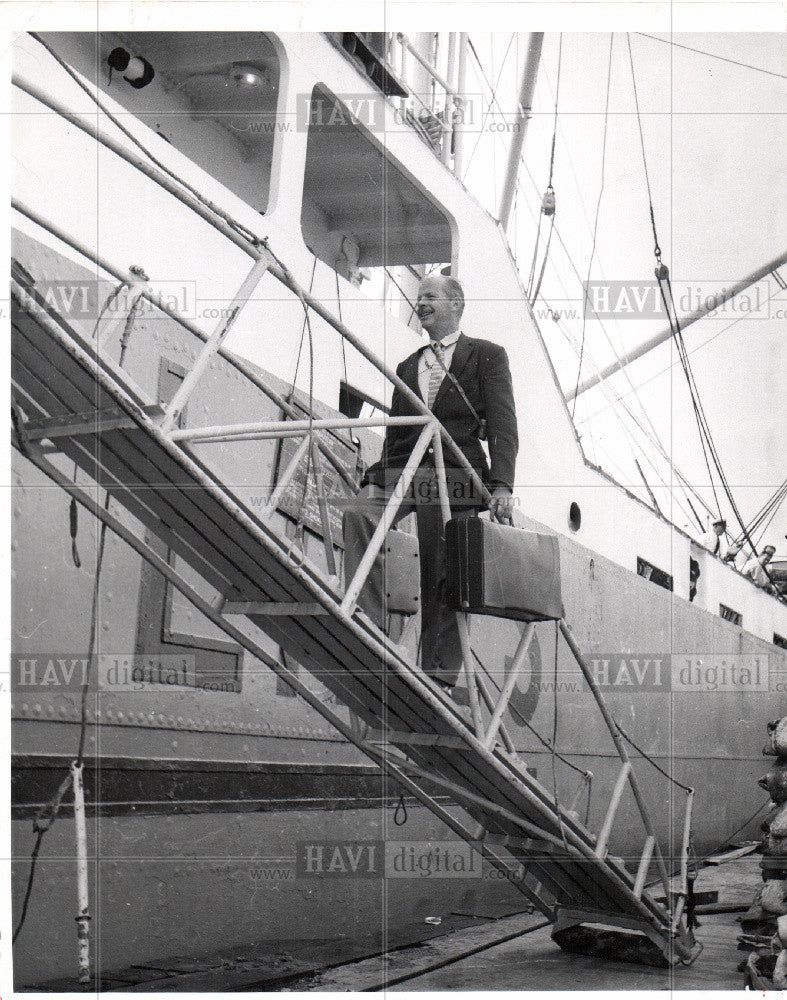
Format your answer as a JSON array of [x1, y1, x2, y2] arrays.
[[719, 604, 743, 627], [135, 359, 242, 692], [773, 633, 787, 650], [637, 557, 673, 592], [339, 381, 389, 420]]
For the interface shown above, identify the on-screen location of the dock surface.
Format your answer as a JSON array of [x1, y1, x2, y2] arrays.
[[308, 856, 760, 992]]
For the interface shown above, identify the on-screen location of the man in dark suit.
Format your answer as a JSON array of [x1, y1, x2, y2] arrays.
[[343, 274, 518, 690]]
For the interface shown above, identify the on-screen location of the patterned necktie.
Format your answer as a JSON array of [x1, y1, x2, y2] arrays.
[[426, 341, 445, 408]]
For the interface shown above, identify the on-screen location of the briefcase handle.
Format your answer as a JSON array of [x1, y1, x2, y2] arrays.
[[491, 509, 514, 527], [476, 506, 514, 528]]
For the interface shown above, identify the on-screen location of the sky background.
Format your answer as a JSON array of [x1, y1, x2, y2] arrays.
[[457, 31, 786, 548]]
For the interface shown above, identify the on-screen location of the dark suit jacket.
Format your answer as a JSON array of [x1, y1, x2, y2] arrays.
[[363, 333, 519, 505]]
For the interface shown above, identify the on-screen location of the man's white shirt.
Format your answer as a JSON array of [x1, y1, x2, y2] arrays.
[[417, 330, 462, 403]]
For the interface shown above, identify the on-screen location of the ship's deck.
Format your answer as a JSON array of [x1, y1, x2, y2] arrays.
[[23, 855, 762, 992]]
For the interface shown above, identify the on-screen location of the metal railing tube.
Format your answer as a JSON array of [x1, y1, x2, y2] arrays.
[[483, 622, 535, 749], [396, 33, 460, 98], [169, 414, 433, 443], [558, 619, 673, 902], [260, 435, 311, 520], [453, 34, 469, 179], [432, 426, 483, 734], [340, 421, 435, 614]]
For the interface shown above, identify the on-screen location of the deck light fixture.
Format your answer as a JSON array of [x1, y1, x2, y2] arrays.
[[107, 47, 155, 89], [229, 64, 270, 89]]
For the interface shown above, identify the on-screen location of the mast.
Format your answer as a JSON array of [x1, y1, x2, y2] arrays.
[[498, 32, 544, 233], [566, 251, 787, 401]]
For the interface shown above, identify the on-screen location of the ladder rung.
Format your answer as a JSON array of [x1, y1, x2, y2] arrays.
[[595, 761, 631, 858], [222, 601, 329, 616], [367, 730, 466, 748], [633, 835, 656, 898], [553, 905, 665, 938], [483, 831, 556, 854], [22, 403, 164, 441]]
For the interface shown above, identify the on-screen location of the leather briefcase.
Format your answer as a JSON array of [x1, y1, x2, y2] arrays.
[[444, 517, 563, 621]]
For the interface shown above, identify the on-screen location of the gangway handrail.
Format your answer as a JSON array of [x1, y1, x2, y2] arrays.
[[12, 74, 496, 512]]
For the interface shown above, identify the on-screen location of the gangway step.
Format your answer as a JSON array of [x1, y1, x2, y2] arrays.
[[222, 601, 330, 616]]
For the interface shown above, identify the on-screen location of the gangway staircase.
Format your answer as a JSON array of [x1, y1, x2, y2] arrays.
[[11, 250, 700, 968]]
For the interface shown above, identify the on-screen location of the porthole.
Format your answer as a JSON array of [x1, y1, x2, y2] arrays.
[[568, 502, 582, 532]]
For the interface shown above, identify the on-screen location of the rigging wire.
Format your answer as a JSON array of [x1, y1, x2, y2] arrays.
[[527, 35, 562, 305], [509, 147, 671, 468], [577, 300, 774, 428], [288, 257, 318, 395], [581, 375, 703, 529], [615, 722, 694, 793], [658, 265, 770, 567], [743, 478, 787, 536], [636, 33, 787, 82], [383, 266, 418, 313], [519, 169, 702, 519], [625, 34, 662, 265], [463, 34, 517, 179], [552, 308, 717, 524], [546, 35, 563, 191], [537, 212, 696, 503], [753, 485, 787, 547], [626, 36, 734, 523], [659, 293, 719, 498], [468, 37, 637, 398], [575, 336, 717, 520], [13, 830, 45, 943], [334, 268, 350, 401], [270, 247, 317, 548], [571, 33, 614, 418]]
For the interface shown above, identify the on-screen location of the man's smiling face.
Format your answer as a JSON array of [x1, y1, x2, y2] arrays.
[[416, 276, 462, 341]]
